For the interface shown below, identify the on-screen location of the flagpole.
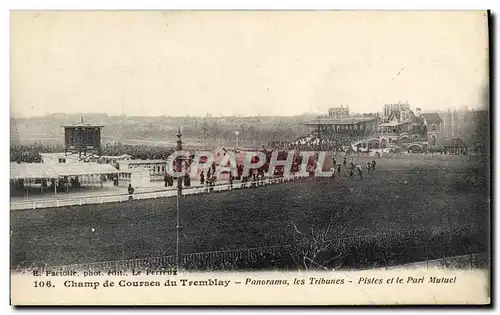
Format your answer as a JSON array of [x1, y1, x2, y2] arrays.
[[176, 127, 183, 273]]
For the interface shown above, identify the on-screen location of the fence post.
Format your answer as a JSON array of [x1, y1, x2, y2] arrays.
[[79, 199, 82, 206], [33, 202, 36, 210], [100, 197, 104, 204], [56, 200, 59, 207]]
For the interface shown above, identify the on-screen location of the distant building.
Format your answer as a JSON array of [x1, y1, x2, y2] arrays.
[[421, 113, 443, 146], [383, 101, 410, 120], [378, 107, 427, 146], [377, 102, 443, 149], [328, 105, 349, 118]]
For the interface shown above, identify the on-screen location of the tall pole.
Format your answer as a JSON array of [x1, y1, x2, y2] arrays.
[[176, 127, 183, 272], [235, 131, 240, 150]]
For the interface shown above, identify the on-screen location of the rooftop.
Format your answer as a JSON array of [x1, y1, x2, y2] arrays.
[[40, 152, 79, 158], [99, 154, 132, 159], [379, 121, 407, 127], [62, 122, 104, 128], [39, 153, 82, 164], [117, 159, 167, 164], [421, 113, 442, 124], [303, 116, 377, 126], [62, 117, 104, 128], [10, 163, 121, 180]]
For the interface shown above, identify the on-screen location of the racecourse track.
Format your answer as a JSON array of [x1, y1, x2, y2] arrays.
[[10, 155, 489, 267]]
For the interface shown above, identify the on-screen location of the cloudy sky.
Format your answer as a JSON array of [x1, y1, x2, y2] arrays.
[[11, 11, 489, 117]]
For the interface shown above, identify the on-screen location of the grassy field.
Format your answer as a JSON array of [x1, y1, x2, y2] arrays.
[[10, 155, 489, 268]]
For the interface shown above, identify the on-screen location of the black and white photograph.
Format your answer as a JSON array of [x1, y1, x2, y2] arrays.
[[9, 10, 491, 305]]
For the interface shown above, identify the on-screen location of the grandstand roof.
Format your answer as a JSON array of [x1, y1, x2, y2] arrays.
[[62, 122, 104, 128], [62, 117, 104, 128], [39, 152, 82, 164], [303, 117, 376, 126], [10, 163, 120, 180], [117, 159, 167, 164], [379, 121, 407, 127], [99, 154, 132, 159]]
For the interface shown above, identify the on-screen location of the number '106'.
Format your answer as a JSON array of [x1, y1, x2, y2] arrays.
[[34, 281, 53, 288]]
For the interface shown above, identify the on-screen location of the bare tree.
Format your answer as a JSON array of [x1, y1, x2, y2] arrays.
[[223, 128, 229, 144], [238, 123, 246, 143], [211, 121, 219, 142], [287, 205, 353, 271], [201, 119, 209, 143]]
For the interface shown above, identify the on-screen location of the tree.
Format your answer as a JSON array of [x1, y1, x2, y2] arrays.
[[211, 121, 219, 142], [201, 119, 210, 143], [238, 123, 246, 143], [247, 124, 258, 143], [223, 128, 229, 144], [286, 205, 353, 271], [255, 116, 261, 143], [270, 120, 284, 141]]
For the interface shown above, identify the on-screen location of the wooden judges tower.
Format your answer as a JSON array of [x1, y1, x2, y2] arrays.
[[63, 117, 103, 158]]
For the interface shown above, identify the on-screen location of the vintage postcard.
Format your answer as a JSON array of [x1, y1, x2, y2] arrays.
[[10, 10, 491, 305]]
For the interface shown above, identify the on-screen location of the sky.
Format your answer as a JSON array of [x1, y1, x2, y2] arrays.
[[10, 11, 489, 117]]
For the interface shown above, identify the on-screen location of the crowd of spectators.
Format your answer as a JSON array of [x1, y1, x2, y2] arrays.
[[11, 143, 176, 163], [10, 144, 48, 163], [267, 132, 366, 152]]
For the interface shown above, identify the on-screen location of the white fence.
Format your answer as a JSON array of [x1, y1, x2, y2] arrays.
[[10, 173, 309, 211]]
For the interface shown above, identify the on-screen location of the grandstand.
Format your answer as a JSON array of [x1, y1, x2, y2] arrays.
[[10, 162, 124, 198], [282, 116, 379, 151], [290, 105, 454, 153]]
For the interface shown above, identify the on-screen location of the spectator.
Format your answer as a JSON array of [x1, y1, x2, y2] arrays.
[[200, 170, 205, 186], [184, 173, 191, 188], [128, 184, 135, 200]]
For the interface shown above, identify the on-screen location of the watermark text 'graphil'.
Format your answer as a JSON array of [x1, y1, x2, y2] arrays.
[[163, 150, 358, 178]]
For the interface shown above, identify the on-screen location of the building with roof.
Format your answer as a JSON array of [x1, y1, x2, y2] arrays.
[[10, 162, 123, 197], [117, 159, 169, 180], [40, 152, 82, 165], [375, 106, 427, 146], [383, 101, 410, 119], [299, 113, 379, 151], [421, 112, 443, 146], [63, 117, 103, 157], [328, 105, 349, 118], [98, 154, 132, 166], [299, 103, 471, 151], [303, 103, 428, 151], [350, 104, 444, 151], [303, 116, 378, 137]]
